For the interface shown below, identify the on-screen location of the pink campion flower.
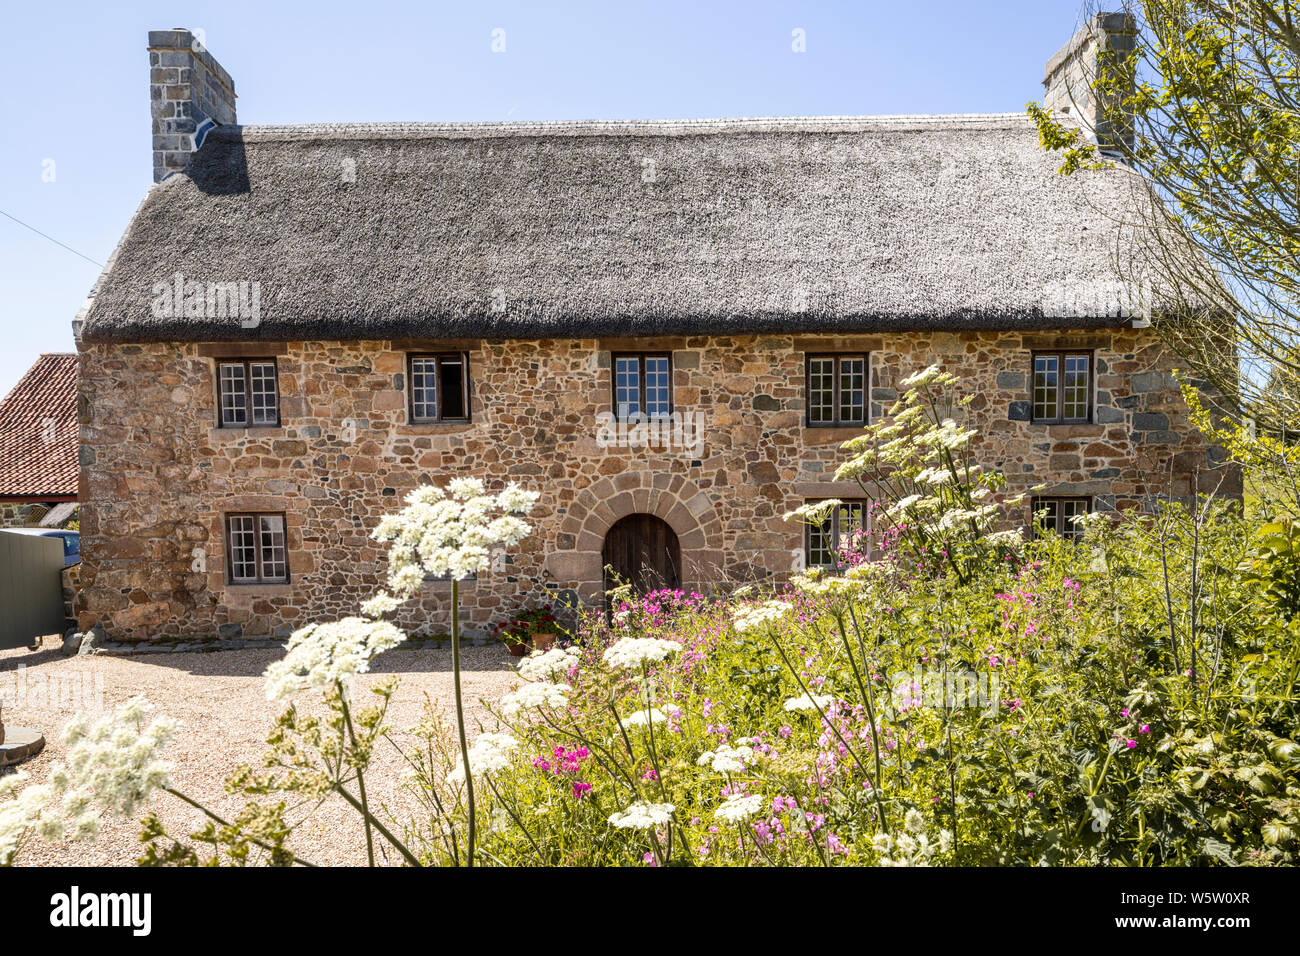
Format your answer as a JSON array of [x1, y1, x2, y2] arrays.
[[643, 852, 658, 867], [1121, 708, 1130, 718], [1140, 724, 1150, 734], [571, 781, 592, 800], [642, 768, 658, 782], [1126, 739, 1137, 749], [667, 708, 684, 734]]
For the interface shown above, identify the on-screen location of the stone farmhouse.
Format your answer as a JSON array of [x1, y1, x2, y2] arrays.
[[72, 17, 1231, 641]]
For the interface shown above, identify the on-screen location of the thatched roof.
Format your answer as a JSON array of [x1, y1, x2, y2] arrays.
[[79, 113, 1153, 343]]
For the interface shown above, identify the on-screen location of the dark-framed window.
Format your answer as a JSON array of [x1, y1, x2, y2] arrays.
[[612, 353, 672, 421], [225, 513, 289, 584], [806, 354, 868, 427], [805, 500, 869, 569], [1032, 352, 1092, 423], [408, 353, 470, 423], [1032, 497, 1092, 541], [217, 359, 280, 427]]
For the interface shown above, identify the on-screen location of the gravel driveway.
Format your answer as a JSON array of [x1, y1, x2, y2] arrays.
[[0, 641, 522, 866]]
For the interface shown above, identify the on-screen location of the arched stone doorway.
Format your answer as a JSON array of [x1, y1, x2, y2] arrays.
[[546, 470, 724, 605], [602, 513, 681, 595]]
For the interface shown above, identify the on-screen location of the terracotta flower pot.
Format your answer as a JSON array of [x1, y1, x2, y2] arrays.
[[507, 641, 529, 657], [532, 630, 556, 651]]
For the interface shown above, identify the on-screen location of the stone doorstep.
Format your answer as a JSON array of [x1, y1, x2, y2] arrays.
[[0, 727, 46, 767]]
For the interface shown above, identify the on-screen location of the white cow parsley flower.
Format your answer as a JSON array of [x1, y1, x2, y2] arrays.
[[499, 682, 570, 717], [783, 692, 834, 713], [732, 600, 794, 635], [264, 617, 406, 700], [57, 696, 177, 819], [696, 743, 753, 774], [900, 365, 944, 389], [447, 733, 518, 785], [602, 637, 680, 670], [783, 500, 841, 525], [360, 592, 402, 618], [0, 773, 57, 866], [608, 801, 675, 830], [517, 645, 581, 682], [714, 793, 766, 824], [371, 481, 540, 589], [622, 708, 669, 728]]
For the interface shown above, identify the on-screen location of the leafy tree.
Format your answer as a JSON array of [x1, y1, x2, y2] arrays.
[[1028, 1, 1300, 453]]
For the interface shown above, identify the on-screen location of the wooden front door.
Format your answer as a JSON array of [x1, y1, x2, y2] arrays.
[[602, 514, 681, 596]]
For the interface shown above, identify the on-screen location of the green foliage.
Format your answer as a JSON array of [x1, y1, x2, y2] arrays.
[[1030, 2, 1300, 440], [1241, 518, 1300, 621], [441, 501, 1298, 867], [1026, 101, 1106, 174]]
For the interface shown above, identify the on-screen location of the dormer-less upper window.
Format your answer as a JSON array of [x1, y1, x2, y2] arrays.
[[1032, 352, 1091, 423], [613, 353, 672, 421], [806, 354, 868, 427], [408, 353, 470, 423], [217, 359, 280, 427]]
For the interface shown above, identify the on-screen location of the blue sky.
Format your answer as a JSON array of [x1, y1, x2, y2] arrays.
[[0, 0, 1087, 396]]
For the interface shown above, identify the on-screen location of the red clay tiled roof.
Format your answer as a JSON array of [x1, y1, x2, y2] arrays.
[[0, 353, 78, 498]]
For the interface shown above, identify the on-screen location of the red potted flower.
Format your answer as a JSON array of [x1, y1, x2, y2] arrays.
[[493, 605, 566, 654]]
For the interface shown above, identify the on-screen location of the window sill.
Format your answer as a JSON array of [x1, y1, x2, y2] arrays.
[[803, 426, 867, 445], [1034, 422, 1104, 434], [209, 426, 286, 438], [396, 422, 474, 435], [224, 583, 293, 595]]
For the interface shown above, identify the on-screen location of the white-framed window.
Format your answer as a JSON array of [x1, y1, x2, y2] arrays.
[[1032, 497, 1092, 541], [805, 500, 869, 569], [1032, 352, 1091, 423], [409, 353, 469, 423], [807, 354, 868, 427], [226, 513, 289, 584], [613, 353, 672, 421], [217, 359, 280, 427]]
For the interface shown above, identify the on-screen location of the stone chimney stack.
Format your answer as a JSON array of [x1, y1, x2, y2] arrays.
[[1043, 12, 1137, 155], [149, 28, 236, 183]]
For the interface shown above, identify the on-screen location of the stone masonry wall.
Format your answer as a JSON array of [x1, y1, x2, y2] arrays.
[[74, 330, 1233, 642]]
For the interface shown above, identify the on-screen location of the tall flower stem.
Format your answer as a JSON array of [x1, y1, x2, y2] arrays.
[[333, 786, 423, 866], [338, 684, 376, 867], [833, 611, 889, 833], [451, 578, 477, 867]]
